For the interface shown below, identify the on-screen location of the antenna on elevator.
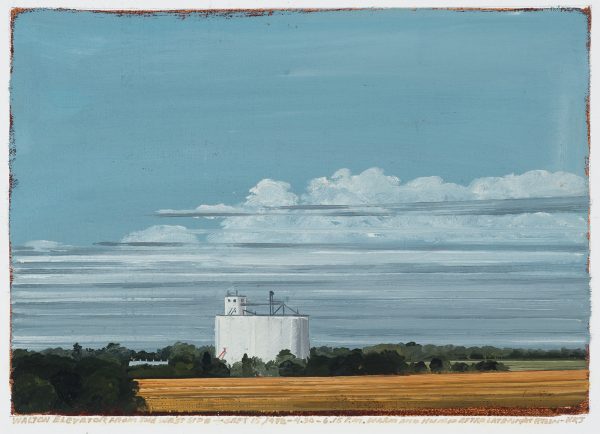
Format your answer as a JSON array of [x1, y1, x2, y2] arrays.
[[269, 291, 274, 315]]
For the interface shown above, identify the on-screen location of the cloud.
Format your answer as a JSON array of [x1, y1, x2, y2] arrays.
[[149, 168, 587, 245], [246, 179, 298, 207], [158, 168, 587, 215], [23, 240, 71, 251], [157, 204, 248, 218], [210, 210, 586, 245], [121, 225, 199, 244], [469, 170, 587, 200], [303, 168, 472, 204], [195, 204, 242, 213], [302, 168, 586, 204]]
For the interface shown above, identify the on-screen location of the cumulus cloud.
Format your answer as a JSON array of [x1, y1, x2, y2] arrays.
[[245, 179, 298, 207], [161, 168, 586, 216], [162, 167, 587, 217], [303, 168, 472, 204], [151, 168, 588, 245], [121, 225, 199, 244], [469, 170, 587, 200], [302, 168, 586, 204]]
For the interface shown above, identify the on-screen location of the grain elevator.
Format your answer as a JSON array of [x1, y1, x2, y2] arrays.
[[215, 291, 310, 364]]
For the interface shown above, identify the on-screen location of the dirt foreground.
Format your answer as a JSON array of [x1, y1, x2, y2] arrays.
[[136, 369, 588, 415]]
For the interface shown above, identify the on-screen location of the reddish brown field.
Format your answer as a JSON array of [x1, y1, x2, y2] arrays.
[[136, 369, 588, 415]]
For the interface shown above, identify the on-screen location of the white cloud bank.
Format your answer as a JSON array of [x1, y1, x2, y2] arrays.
[[160, 168, 586, 212], [302, 168, 586, 205], [145, 169, 588, 245]]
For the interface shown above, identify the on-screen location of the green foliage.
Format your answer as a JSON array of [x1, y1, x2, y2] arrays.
[[448, 360, 509, 372], [129, 347, 229, 379], [168, 342, 200, 368], [308, 346, 353, 358], [363, 350, 408, 375], [40, 347, 74, 359], [11, 349, 144, 414], [232, 353, 279, 377], [12, 373, 59, 413], [279, 359, 305, 376], [102, 343, 134, 363], [451, 362, 472, 373], [304, 353, 333, 377], [410, 361, 429, 373], [474, 360, 509, 372], [429, 357, 451, 373], [275, 349, 297, 364], [274, 350, 306, 377], [304, 348, 409, 376], [241, 353, 254, 377], [328, 349, 363, 376], [194, 351, 230, 377], [218, 350, 297, 378], [145, 343, 214, 365], [264, 360, 281, 377], [13, 339, 576, 413], [362, 343, 586, 362], [72, 343, 82, 360]]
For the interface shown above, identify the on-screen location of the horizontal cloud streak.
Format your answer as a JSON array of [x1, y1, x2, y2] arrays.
[[11, 241, 589, 349], [121, 225, 199, 244], [157, 196, 587, 218], [23, 240, 72, 252]]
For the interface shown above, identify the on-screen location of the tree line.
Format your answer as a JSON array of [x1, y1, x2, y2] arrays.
[[12, 344, 144, 415], [127, 341, 586, 363], [235, 348, 509, 377], [12, 341, 585, 414]]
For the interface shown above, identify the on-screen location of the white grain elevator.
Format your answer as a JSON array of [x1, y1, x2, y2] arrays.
[[215, 291, 310, 363]]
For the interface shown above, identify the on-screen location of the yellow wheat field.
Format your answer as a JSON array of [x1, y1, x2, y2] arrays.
[[136, 369, 588, 414]]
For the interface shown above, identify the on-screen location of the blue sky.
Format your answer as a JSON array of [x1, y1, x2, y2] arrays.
[[10, 8, 589, 245], [9, 9, 591, 350]]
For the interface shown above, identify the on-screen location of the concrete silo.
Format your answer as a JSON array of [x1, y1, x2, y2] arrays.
[[215, 291, 309, 363]]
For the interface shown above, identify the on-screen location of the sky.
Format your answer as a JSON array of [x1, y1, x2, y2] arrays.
[[9, 8, 589, 246], [8, 9, 591, 350]]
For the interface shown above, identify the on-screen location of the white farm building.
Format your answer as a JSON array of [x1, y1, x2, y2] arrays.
[[214, 291, 310, 364]]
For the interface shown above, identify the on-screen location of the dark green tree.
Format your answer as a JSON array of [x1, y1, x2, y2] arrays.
[[241, 353, 254, 377], [474, 360, 508, 372], [72, 343, 82, 361], [11, 350, 144, 414], [363, 350, 408, 375], [329, 349, 363, 376], [410, 361, 429, 373], [304, 353, 332, 377], [451, 362, 471, 373], [429, 357, 451, 373], [278, 359, 305, 376], [12, 373, 59, 413]]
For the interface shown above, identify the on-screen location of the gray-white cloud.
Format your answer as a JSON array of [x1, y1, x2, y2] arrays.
[[144, 168, 588, 245], [157, 168, 587, 217], [120, 225, 199, 244]]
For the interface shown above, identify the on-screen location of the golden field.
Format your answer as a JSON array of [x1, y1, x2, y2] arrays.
[[136, 369, 588, 415]]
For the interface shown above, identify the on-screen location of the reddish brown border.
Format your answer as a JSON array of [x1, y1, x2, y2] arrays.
[[11, 400, 589, 417], [7, 6, 592, 419]]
